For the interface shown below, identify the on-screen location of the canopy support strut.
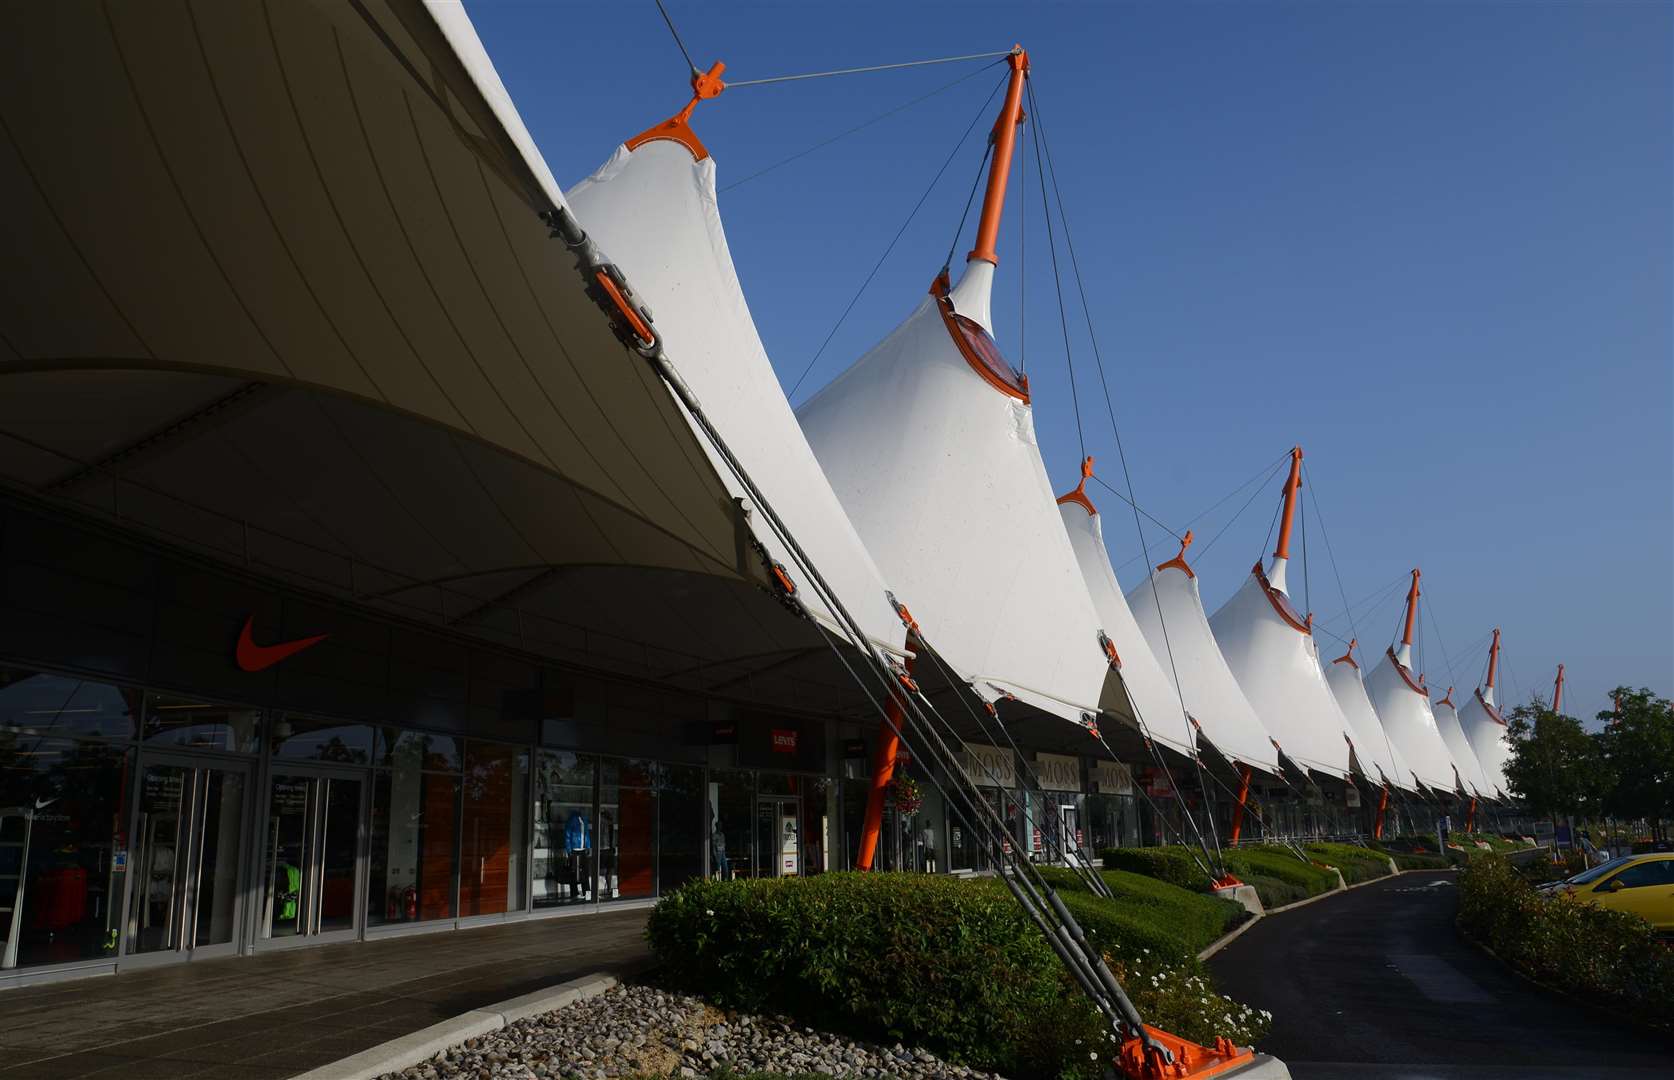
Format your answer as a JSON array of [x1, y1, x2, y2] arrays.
[[1228, 765, 1253, 845], [1374, 783, 1390, 839], [856, 656, 914, 871]]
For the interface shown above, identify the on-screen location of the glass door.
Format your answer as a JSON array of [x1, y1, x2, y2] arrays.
[[126, 757, 249, 961], [259, 769, 364, 945], [755, 798, 800, 877]]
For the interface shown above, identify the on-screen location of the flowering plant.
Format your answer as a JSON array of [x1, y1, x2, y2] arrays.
[[890, 774, 924, 815]]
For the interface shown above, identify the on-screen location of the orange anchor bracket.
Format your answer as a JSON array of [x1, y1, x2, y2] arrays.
[[626, 60, 727, 161], [1099, 630, 1122, 670], [1156, 530, 1195, 578], [1117, 1025, 1256, 1080], [1057, 456, 1098, 515]]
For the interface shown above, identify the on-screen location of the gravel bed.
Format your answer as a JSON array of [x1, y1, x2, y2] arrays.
[[381, 984, 1005, 1080]]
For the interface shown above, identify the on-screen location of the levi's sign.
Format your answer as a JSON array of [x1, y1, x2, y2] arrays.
[[770, 728, 798, 754]]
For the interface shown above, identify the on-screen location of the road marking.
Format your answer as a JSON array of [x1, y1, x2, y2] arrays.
[[1386, 953, 1496, 1004]]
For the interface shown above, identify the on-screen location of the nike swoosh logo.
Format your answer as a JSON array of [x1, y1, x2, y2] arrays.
[[236, 615, 329, 672]]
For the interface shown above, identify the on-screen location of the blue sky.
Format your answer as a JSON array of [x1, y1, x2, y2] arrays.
[[471, 1, 1672, 725]]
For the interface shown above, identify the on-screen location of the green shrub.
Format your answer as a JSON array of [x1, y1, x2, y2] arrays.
[[1303, 842, 1394, 885], [646, 873, 1104, 1077], [1388, 851, 1449, 871], [1223, 846, 1339, 903], [1099, 847, 1209, 890], [1037, 866, 1244, 960], [1457, 855, 1674, 1034]]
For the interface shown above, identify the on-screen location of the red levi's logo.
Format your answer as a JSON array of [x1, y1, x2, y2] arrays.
[[235, 615, 329, 672], [770, 728, 798, 754]]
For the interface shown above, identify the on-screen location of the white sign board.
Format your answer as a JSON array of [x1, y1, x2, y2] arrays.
[[960, 743, 1015, 789], [1090, 759, 1134, 795], [1035, 752, 1081, 792]]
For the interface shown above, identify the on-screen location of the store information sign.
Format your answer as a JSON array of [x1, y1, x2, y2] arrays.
[[959, 743, 1015, 789], [1091, 759, 1134, 795], [1035, 752, 1081, 791]]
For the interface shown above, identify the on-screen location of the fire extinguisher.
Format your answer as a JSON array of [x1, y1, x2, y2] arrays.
[[402, 884, 417, 921]]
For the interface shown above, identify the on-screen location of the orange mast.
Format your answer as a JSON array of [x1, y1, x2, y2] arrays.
[[1267, 446, 1303, 594], [1484, 628, 1501, 705], [1394, 569, 1420, 668], [967, 47, 1030, 267], [1552, 663, 1565, 714]]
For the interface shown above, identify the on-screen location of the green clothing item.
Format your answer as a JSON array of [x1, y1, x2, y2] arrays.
[[277, 862, 300, 921]]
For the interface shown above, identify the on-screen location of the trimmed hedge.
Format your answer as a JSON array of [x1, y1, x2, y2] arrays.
[[1457, 855, 1674, 1034], [646, 873, 1103, 1076], [1100, 844, 1343, 909], [1303, 842, 1395, 885], [1388, 851, 1450, 871], [1099, 846, 1207, 891], [1036, 866, 1245, 958]]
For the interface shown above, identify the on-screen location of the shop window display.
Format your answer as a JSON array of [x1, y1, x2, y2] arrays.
[[655, 763, 703, 893], [533, 751, 594, 907], [0, 736, 132, 970], [367, 763, 459, 926], [598, 758, 655, 900], [460, 740, 527, 916], [708, 770, 755, 879]]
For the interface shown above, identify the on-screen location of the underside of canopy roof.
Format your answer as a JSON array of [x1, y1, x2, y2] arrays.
[[564, 136, 903, 655], [1458, 689, 1513, 798], [0, 0, 887, 716], [1323, 653, 1421, 793], [1122, 560, 1284, 777], [1433, 696, 1495, 798], [1209, 567, 1355, 779], [1058, 495, 1197, 761], [796, 269, 1121, 728], [1363, 649, 1461, 793]]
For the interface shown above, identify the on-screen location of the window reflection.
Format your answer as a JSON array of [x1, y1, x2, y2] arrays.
[[367, 767, 458, 926], [142, 694, 259, 754], [599, 760, 655, 901], [460, 741, 527, 916], [270, 715, 373, 765], [0, 668, 137, 740]]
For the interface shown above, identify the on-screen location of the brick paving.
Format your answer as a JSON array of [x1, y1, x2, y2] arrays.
[[0, 907, 652, 1079]]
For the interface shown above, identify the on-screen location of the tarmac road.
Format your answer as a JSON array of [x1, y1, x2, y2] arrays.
[[1207, 870, 1673, 1079]]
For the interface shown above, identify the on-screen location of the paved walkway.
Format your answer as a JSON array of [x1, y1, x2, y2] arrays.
[[0, 908, 652, 1079], [1209, 870, 1674, 1079]]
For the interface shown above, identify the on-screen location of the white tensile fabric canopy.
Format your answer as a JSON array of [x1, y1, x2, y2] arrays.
[[1209, 567, 1355, 779], [1433, 694, 1495, 797], [1323, 652, 1421, 791], [1123, 554, 1284, 776], [1058, 486, 1196, 759], [565, 138, 903, 653], [0, 0, 897, 712], [797, 268, 1115, 724], [1459, 687, 1513, 797], [1364, 647, 1461, 793]]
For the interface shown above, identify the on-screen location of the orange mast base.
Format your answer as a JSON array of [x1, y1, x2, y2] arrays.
[[1117, 1026, 1256, 1079]]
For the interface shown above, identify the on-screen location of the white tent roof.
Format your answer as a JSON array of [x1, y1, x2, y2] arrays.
[[1433, 693, 1495, 797], [797, 269, 1114, 724], [565, 139, 902, 653], [1459, 687, 1513, 797], [1209, 565, 1355, 779], [1323, 650, 1421, 791], [1122, 548, 1284, 775], [1364, 647, 1461, 793], [1057, 479, 1195, 759]]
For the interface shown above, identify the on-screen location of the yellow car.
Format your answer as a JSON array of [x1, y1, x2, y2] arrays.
[[1543, 852, 1674, 930]]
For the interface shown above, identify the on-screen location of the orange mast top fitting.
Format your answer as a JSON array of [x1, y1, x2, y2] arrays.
[[626, 60, 728, 161], [1272, 446, 1304, 562], [1552, 663, 1565, 713], [966, 47, 1029, 266], [1156, 529, 1196, 578], [1400, 569, 1421, 648], [1056, 456, 1097, 515], [1332, 638, 1358, 669]]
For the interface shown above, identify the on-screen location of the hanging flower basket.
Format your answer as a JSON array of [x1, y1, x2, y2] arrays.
[[890, 774, 924, 816]]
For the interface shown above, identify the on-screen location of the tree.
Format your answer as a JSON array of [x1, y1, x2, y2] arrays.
[[1598, 687, 1674, 842], [1503, 699, 1607, 831]]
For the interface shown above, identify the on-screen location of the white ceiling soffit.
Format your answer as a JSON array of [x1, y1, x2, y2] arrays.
[[564, 139, 904, 655], [796, 274, 1114, 726], [1323, 655, 1422, 793], [1209, 569, 1355, 779], [1457, 690, 1513, 798], [1433, 697, 1496, 798], [1125, 564, 1285, 777], [1059, 500, 1196, 760], [1363, 650, 1463, 793]]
